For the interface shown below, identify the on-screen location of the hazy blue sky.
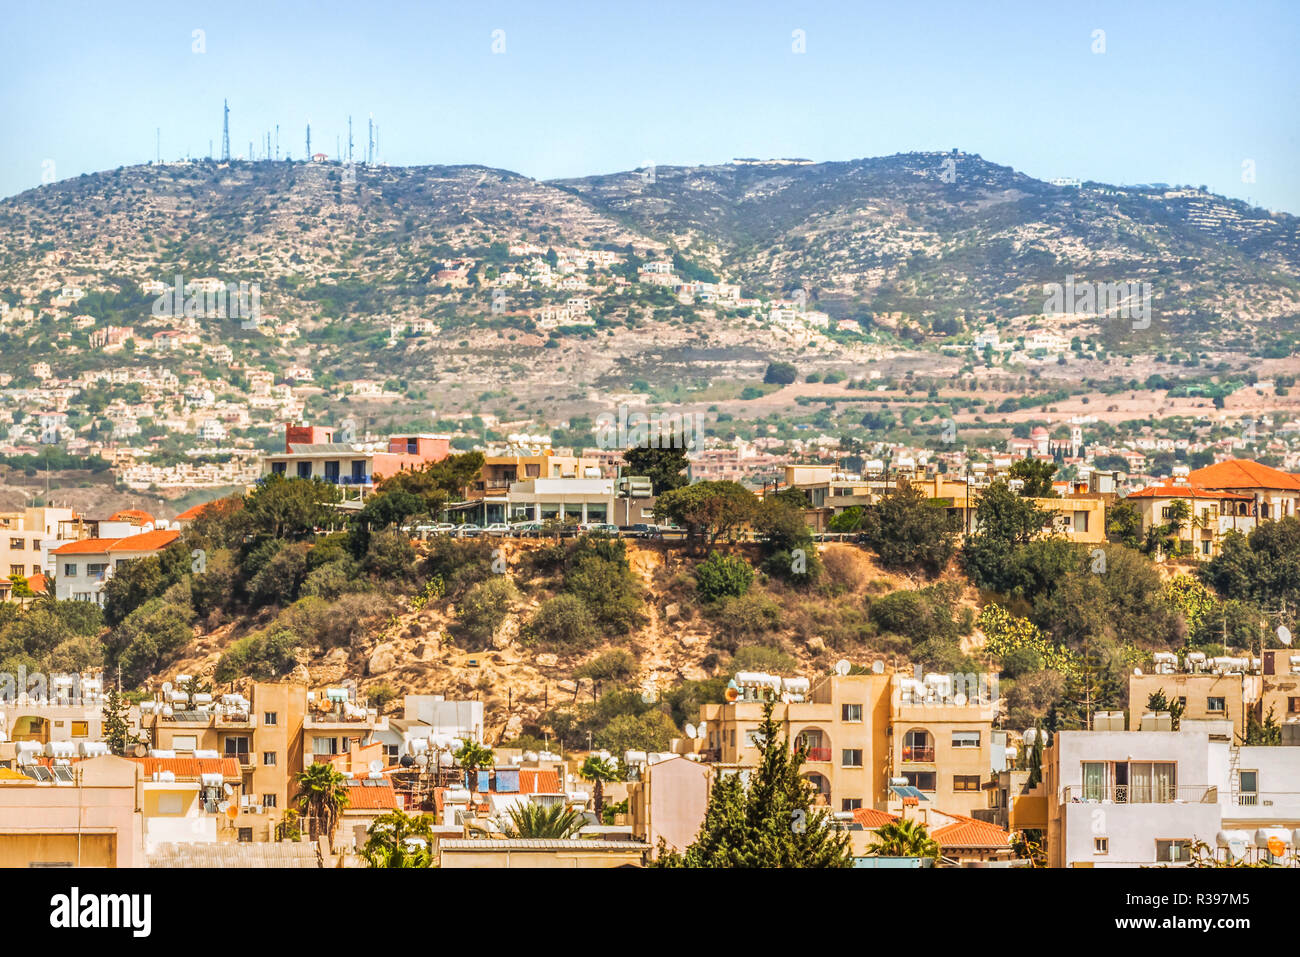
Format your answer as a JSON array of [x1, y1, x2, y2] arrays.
[[3, 0, 1298, 210]]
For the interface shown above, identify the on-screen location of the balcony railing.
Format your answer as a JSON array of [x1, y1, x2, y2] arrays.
[[902, 746, 935, 763], [1064, 785, 1213, 804], [804, 747, 832, 762]]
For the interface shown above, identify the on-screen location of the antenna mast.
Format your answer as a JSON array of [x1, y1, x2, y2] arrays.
[[221, 99, 230, 161]]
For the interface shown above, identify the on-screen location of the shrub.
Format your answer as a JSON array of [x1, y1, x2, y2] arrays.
[[457, 576, 520, 646], [693, 552, 754, 602], [574, 649, 638, 684], [527, 594, 598, 648]]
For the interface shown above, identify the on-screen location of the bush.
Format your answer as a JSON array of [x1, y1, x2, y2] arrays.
[[527, 594, 598, 648], [457, 576, 520, 646], [731, 644, 797, 674], [868, 583, 972, 642], [707, 591, 783, 651], [574, 649, 638, 684], [693, 552, 754, 602], [215, 626, 300, 682], [246, 541, 310, 608]]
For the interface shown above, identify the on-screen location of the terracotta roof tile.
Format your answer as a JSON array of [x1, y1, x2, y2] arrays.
[[931, 814, 1013, 849], [344, 780, 399, 810], [105, 529, 180, 552], [852, 807, 899, 829], [135, 757, 241, 779], [1126, 484, 1252, 501], [1188, 459, 1300, 491], [52, 537, 123, 555]]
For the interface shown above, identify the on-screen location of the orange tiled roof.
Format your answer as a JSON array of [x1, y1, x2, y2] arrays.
[[136, 756, 241, 779], [175, 501, 219, 522], [52, 537, 123, 555], [930, 814, 1013, 850], [26, 572, 47, 593], [1126, 484, 1252, 501], [105, 529, 180, 552], [1188, 459, 1300, 491], [345, 780, 398, 810], [109, 508, 156, 525], [518, 768, 560, 794], [852, 807, 900, 829]]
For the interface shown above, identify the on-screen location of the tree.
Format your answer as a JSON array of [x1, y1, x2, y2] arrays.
[[1106, 499, 1143, 548], [654, 699, 852, 868], [294, 762, 350, 849], [102, 687, 139, 756], [527, 594, 598, 647], [243, 474, 342, 541], [580, 755, 621, 818], [859, 479, 959, 574], [622, 446, 689, 494], [454, 739, 495, 789], [502, 801, 585, 838], [1008, 458, 1058, 497], [654, 481, 758, 546], [1147, 689, 1185, 731], [867, 819, 940, 860], [362, 810, 435, 868], [963, 480, 1053, 595], [1241, 706, 1282, 746], [763, 361, 797, 385]]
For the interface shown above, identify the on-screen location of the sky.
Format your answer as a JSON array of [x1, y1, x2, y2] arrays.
[[2, 0, 1299, 211]]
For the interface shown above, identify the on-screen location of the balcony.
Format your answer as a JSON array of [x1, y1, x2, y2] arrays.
[[804, 747, 832, 763], [901, 746, 935, 763], [1064, 785, 1214, 804]]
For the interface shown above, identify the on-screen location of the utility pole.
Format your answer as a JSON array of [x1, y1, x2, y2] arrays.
[[347, 115, 353, 163], [221, 98, 230, 161]]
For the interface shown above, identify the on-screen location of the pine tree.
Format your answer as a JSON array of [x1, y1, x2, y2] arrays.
[[654, 699, 852, 868], [103, 688, 138, 756]]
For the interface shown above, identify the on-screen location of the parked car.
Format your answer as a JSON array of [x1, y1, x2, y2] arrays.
[[510, 521, 545, 536], [415, 522, 457, 535], [482, 522, 512, 536], [454, 523, 482, 538], [624, 523, 663, 539], [580, 522, 621, 535]]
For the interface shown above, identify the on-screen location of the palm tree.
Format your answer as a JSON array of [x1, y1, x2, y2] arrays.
[[1164, 498, 1192, 538], [362, 810, 435, 868], [453, 739, 495, 791], [294, 762, 350, 850], [867, 819, 940, 860], [579, 756, 621, 819], [502, 801, 584, 838]]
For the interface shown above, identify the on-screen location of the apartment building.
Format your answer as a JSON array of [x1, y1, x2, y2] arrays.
[[1188, 458, 1300, 521], [695, 667, 997, 816], [469, 450, 602, 497], [1126, 484, 1255, 559], [627, 754, 712, 853], [0, 672, 118, 767], [0, 506, 76, 583], [1046, 720, 1300, 867], [141, 680, 385, 842], [262, 423, 451, 496]]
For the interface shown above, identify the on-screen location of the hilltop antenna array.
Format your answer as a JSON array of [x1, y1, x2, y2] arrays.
[[368, 113, 374, 164], [348, 115, 353, 162], [275, 124, 279, 161], [305, 121, 311, 160], [221, 99, 230, 161]]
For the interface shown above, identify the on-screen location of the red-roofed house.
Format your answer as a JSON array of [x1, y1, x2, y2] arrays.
[[1188, 458, 1300, 521], [52, 529, 180, 603], [1126, 481, 1260, 560]]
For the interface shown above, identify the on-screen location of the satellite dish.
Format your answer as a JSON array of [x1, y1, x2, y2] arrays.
[[1278, 625, 1293, 646], [871, 660, 885, 674], [399, 754, 414, 768], [222, 783, 233, 796], [161, 682, 172, 694], [684, 723, 697, 739], [368, 759, 383, 774], [835, 659, 851, 676], [415, 753, 429, 768], [133, 743, 148, 758], [953, 693, 967, 706], [1133, 667, 1143, 676]]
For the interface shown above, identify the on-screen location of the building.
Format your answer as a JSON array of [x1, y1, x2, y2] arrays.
[[0, 506, 75, 583], [627, 754, 711, 853], [1188, 459, 1300, 521], [694, 666, 998, 817], [51, 529, 180, 604], [141, 680, 386, 842], [262, 423, 452, 497], [1125, 483, 1256, 559]]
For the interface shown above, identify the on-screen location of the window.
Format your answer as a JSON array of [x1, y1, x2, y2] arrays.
[[1129, 762, 1177, 803], [1207, 697, 1226, 713], [11, 565, 25, 577], [1094, 837, 1109, 854], [262, 752, 277, 767], [262, 794, 277, 808], [224, 736, 251, 763], [313, 737, 339, 756], [1238, 770, 1258, 806], [237, 828, 253, 843], [1155, 839, 1192, 863], [902, 729, 933, 762], [297, 462, 312, 479], [263, 712, 277, 726], [10, 538, 24, 550], [953, 774, 981, 791], [841, 749, 863, 768], [841, 798, 863, 812], [70, 721, 88, 738], [270, 462, 286, 475], [172, 735, 197, 752], [902, 771, 936, 791], [952, 730, 981, 749], [87, 563, 107, 578], [1291, 698, 1300, 714], [841, 703, 863, 722]]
